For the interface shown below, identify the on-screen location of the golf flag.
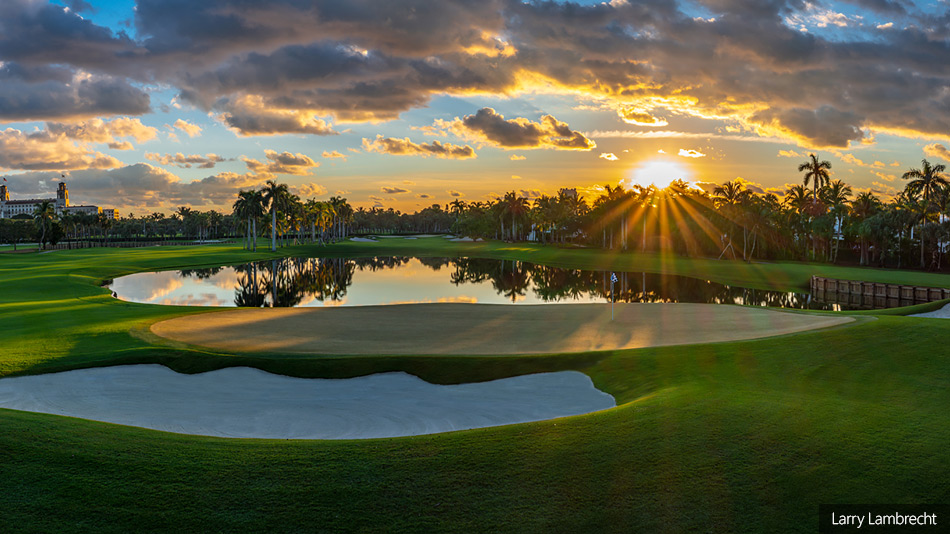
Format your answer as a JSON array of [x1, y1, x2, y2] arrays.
[[611, 272, 618, 283]]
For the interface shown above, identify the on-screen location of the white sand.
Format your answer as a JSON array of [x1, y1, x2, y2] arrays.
[[0, 366, 615, 439], [909, 303, 950, 318], [449, 237, 479, 242], [349, 237, 377, 243]]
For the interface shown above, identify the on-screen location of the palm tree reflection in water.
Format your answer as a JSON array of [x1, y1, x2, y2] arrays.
[[167, 257, 859, 310]]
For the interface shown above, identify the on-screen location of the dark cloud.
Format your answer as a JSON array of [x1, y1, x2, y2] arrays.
[[0, 0, 947, 147], [381, 186, 410, 194], [133, 0, 505, 58], [0, 71, 150, 121], [751, 106, 866, 148], [448, 108, 595, 150], [0, 0, 135, 72], [216, 95, 339, 136], [839, 0, 908, 14], [362, 135, 476, 159]]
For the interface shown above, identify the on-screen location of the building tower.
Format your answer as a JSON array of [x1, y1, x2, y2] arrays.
[[56, 182, 69, 208], [0, 184, 8, 202]]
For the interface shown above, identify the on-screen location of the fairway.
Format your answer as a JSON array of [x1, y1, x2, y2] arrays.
[[150, 302, 855, 355]]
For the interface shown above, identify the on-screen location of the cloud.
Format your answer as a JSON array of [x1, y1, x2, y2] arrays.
[[381, 186, 410, 194], [46, 117, 158, 144], [0, 66, 150, 121], [362, 135, 476, 159], [869, 181, 900, 197], [511, 175, 522, 180], [145, 152, 227, 169], [172, 119, 202, 138], [322, 150, 347, 160], [778, 149, 806, 158], [599, 153, 619, 161], [447, 190, 464, 197], [1, 0, 950, 149], [839, 153, 886, 168], [242, 150, 319, 176], [416, 193, 433, 199], [923, 143, 950, 163], [0, 127, 121, 171], [678, 149, 705, 158], [292, 182, 328, 198], [216, 95, 339, 136], [442, 108, 594, 150], [751, 107, 866, 148], [871, 170, 897, 182], [518, 189, 543, 199], [734, 177, 766, 195], [589, 130, 787, 143], [108, 141, 134, 150], [618, 108, 668, 127], [509, 154, 526, 161]]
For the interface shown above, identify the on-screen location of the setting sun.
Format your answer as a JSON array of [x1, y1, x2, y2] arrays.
[[625, 159, 693, 190]]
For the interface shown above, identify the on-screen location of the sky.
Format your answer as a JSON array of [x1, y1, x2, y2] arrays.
[[1, 0, 950, 216]]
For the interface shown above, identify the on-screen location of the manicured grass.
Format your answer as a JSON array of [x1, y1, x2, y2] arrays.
[[0, 238, 948, 532]]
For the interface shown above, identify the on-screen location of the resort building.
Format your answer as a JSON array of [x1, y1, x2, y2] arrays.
[[0, 183, 115, 219]]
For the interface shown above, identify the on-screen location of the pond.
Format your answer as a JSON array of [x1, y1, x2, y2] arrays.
[[108, 256, 856, 310], [0, 366, 616, 439]]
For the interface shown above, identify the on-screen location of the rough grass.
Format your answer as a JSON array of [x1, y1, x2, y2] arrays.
[[0, 238, 948, 533]]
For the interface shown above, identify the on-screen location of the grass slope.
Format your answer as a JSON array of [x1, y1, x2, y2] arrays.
[[0, 238, 948, 533]]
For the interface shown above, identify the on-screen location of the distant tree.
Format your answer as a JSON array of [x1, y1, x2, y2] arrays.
[[261, 180, 290, 252], [32, 200, 57, 250], [902, 159, 948, 268], [798, 154, 833, 197]]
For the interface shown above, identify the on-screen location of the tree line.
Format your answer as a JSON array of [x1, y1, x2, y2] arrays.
[[8, 155, 948, 272], [441, 157, 950, 271]]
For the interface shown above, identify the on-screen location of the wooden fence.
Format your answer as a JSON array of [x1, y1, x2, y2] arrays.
[[810, 275, 950, 309]]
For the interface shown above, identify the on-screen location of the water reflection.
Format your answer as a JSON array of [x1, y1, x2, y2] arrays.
[[109, 256, 868, 310]]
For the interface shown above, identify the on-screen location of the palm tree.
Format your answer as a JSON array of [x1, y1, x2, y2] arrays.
[[233, 190, 255, 249], [33, 200, 57, 250], [850, 192, 879, 266], [713, 179, 759, 260], [902, 159, 949, 268], [820, 179, 852, 262], [501, 191, 529, 241], [798, 154, 833, 197], [261, 180, 290, 252]]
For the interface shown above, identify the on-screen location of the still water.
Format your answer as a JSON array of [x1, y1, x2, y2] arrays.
[[108, 256, 852, 310]]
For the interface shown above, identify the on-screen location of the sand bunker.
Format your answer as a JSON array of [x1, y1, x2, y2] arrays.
[[910, 303, 950, 318], [0, 366, 614, 439], [152, 303, 854, 355]]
